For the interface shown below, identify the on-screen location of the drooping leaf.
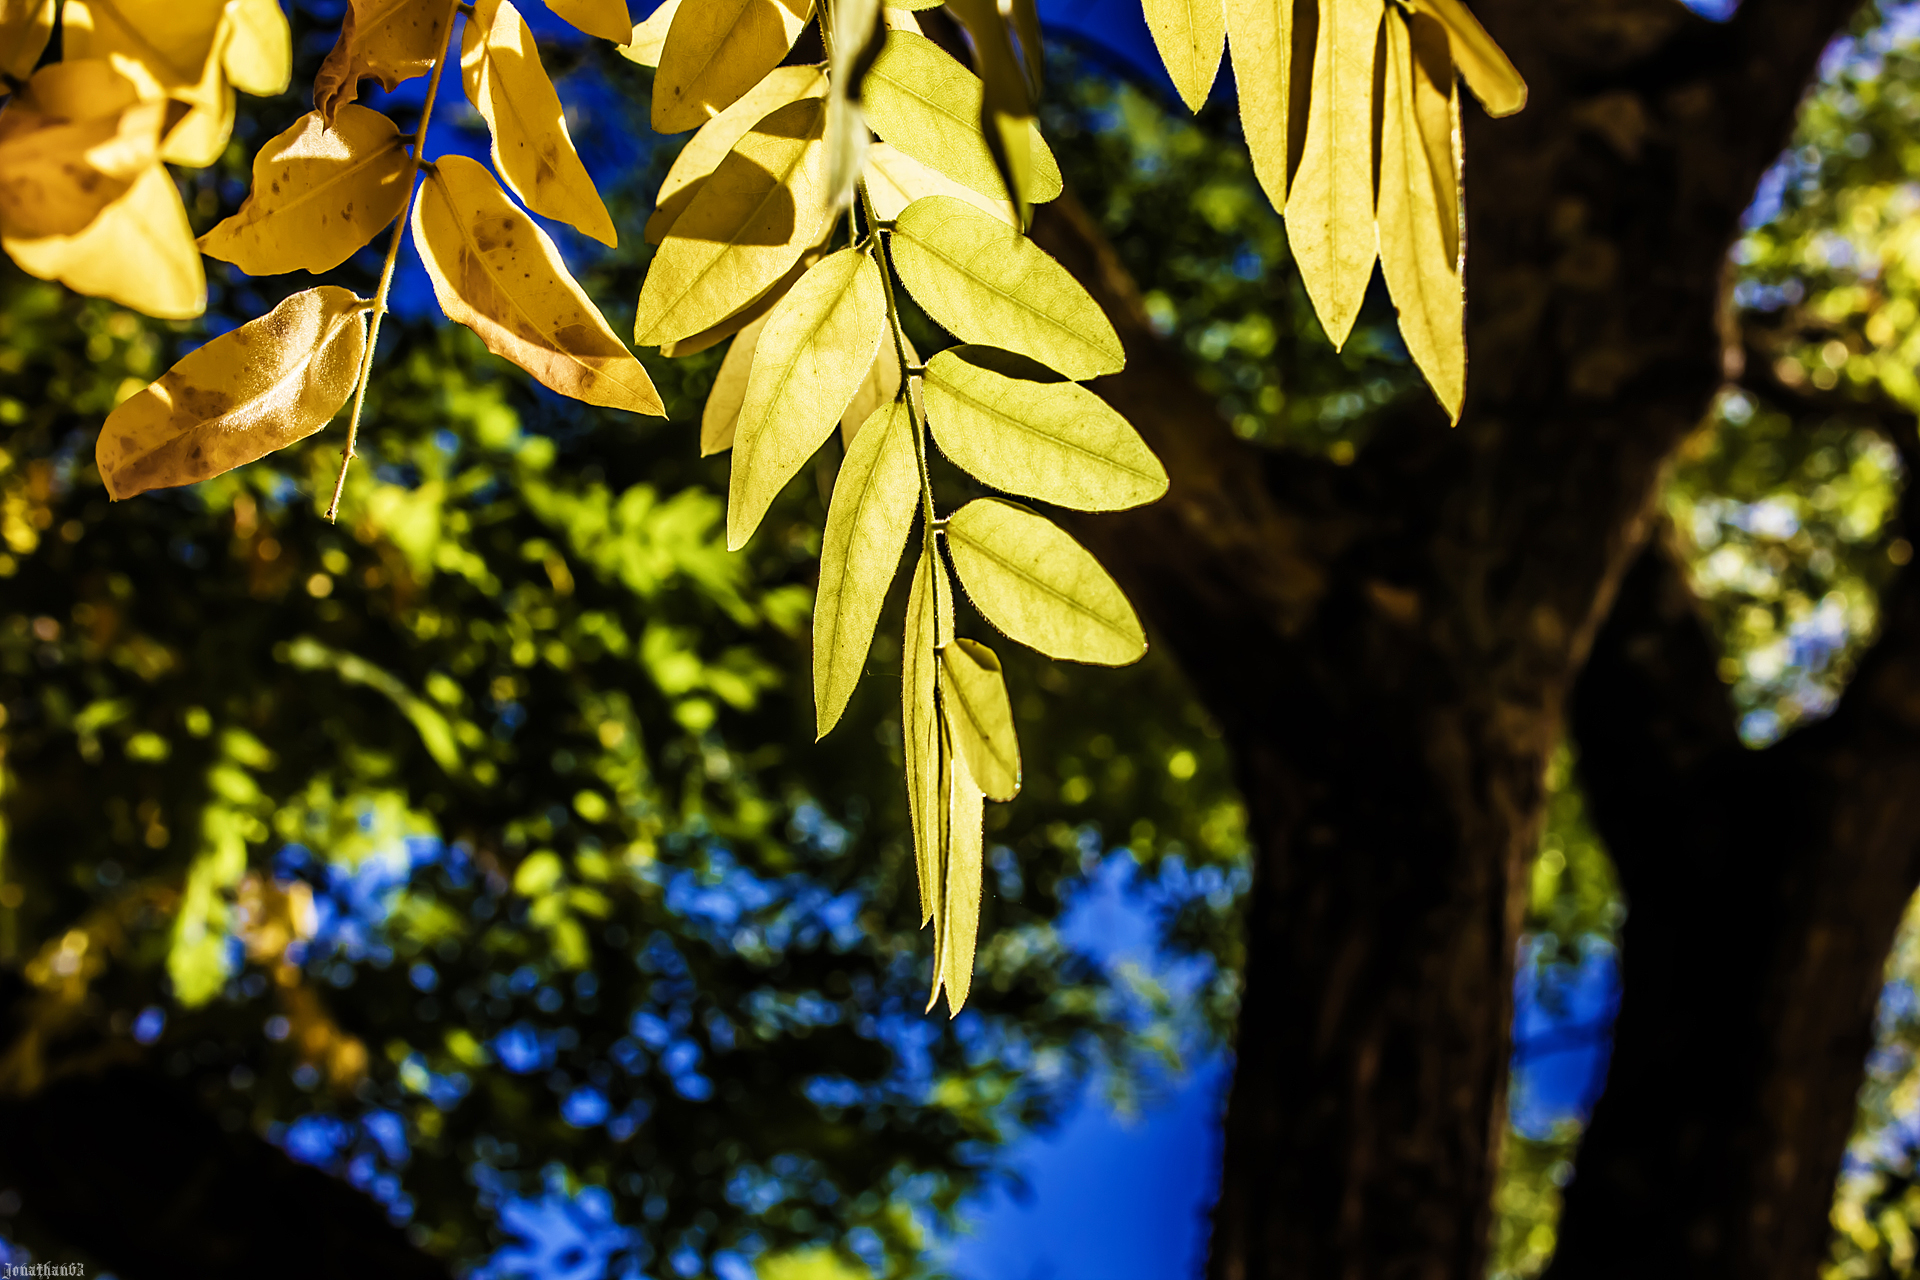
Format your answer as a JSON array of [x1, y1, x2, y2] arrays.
[[841, 323, 914, 447], [1223, 0, 1297, 211], [462, 0, 616, 247], [826, 0, 883, 211], [700, 312, 768, 456], [198, 105, 413, 276], [890, 195, 1123, 380], [815, 399, 919, 737], [938, 637, 1019, 800], [619, 0, 679, 65], [944, 497, 1146, 664], [3, 162, 204, 317], [314, 0, 454, 124], [545, 0, 631, 43], [1289, 0, 1382, 350], [413, 155, 663, 413], [923, 346, 1166, 511], [633, 96, 831, 346], [727, 246, 888, 549], [644, 64, 826, 244], [902, 541, 953, 927], [0, 62, 161, 240], [1413, 0, 1524, 117], [222, 0, 292, 95], [0, 0, 54, 79], [862, 32, 1061, 210], [930, 718, 983, 1015], [96, 286, 366, 498], [1378, 9, 1463, 420], [158, 34, 236, 167], [651, 0, 813, 134], [942, 0, 1035, 212], [62, 0, 224, 90], [1143, 0, 1225, 113], [1008, 0, 1043, 95], [862, 140, 1015, 227]]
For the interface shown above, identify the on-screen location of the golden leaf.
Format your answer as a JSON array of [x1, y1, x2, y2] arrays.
[[0, 0, 54, 80], [1378, 8, 1464, 420], [699, 312, 768, 456], [1143, 0, 1225, 113], [890, 195, 1123, 381], [944, 497, 1146, 664], [645, 64, 826, 244], [862, 140, 1015, 228], [929, 714, 983, 1015], [62, 0, 224, 91], [462, 0, 617, 247], [659, 246, 819, 357], [923, 346, 1166, 511], [198, 105, 413, 276], [1290, 0, 1382, 350], [618, 0, 679, 66], [413, 155, 664, 413], [314, 0, 454, 124], [545, 0, 632, 43], [222, 0, 292, 96], [633, 96, 831, 347], [727, 246, 888, 549], [903, 542, 953, 927], [841, 323, 914, 447], [4, 163, 204, 317], [938, 636, 1020, 801], [96, 286, 367, 498], [816, 398, 918, 737], [651, 0, 813, 134], [0, 62, 161, 240], [863, 31, 1061, 212], [1412, 0, 1525, 117], [1223, 0, 1298, 211]]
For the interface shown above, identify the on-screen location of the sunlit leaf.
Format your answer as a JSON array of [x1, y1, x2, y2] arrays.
[[62, 0, 224, 90], [826, 0, 882, 211], [1413, 0, 1525, 117], [96, 286, 367, 498], [462, 0, 617, 247], [198, 105, 412, 276], [645, 64, 827, 244], [659, 247, 819, 357], [816, 399, 918, 738], [1290, 0, 1382, 350], [923, 346, 1166, 511], [545, 0, 631, 43], [652, 0, 813, 134], [841, 323, 913, 446], [4, 163, 204, 318], [1378, 9, 1464, 420], [0, 0, 55, 79], [938, 636, 1019, 800], [700, 311, 768, 456], [1143, 0, 1225, 114], [943, 0, 1035, 211], [0, 62, 161, 240], [413, 155, 663, 413], [944, 497, 1146, 664], [314, 0, 455, 124], [903, 541, 953, 927], [930, 714, 983, 1015], [1223, 0, 1297, 211], [222, 0, 292, 96], [862, 140, 1015, 227], [634, 96, 831, 346], [727, 246, 888, 549], [619, 0, 679, 65], [890, 195, 1123, 380]]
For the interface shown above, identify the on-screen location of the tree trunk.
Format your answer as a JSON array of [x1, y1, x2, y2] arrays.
[[1032, 0, 1871, 1275]]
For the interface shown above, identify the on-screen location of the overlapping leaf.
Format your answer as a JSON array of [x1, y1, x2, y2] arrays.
[[928, 718, 983, 1015], [862, 140, 1015, 227], [4, 162, 204, 317], [413, 155, 663, 414], [902, 543, 953, 928], [1290, 0, 1381, 350], [1414, 0, 1525, 117], [0, 0, 55, 79], [1144, 0, 1225, 114], [0, 62, 161, 240], [700, 312, 769, 456], [645, 65, 826, 244], [938, 637, 1020, 801], [314, 0, 454, 123], [945, 498, 1146, 665], [545, 0, 631, 43], [651, 0, 813, 134], [841, 323, 915, 446], [618, 0, 679, 66], [96, 286, 367, 498]]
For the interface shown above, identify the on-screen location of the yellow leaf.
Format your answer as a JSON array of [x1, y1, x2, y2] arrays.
[[1412, 0, 1524, 117], [96, 286, 366, 498], [700, 311, 768, 455], [1289, 0, 1381, 350], [930, 715, 983, 1015], [645, 64, 827, 244], [938, 636, 1019, 800], [462, 0, 616, 247], [1143, 0, 1225, 113], [1008, 0, 1043, 94], [923, 346, 1165, 511], [4, 163, 204, 317], [943, 0, 1035, 212], [1223, 0, 1297, 211], [222, 0, 291, 95], [727, 246, 888, 549], [314, 0, 455, 124], [0, 0, 54, 79], [890, 195, 1123, 381], [413, 155, 664, 413], [863, 31, 1061, 212], [62, 0, 224, 91], [545, 0, 631, 43], [944, 497, 1145, 664], [634, 96, 831, 346], [840, 324, 913, 447], [862, 140, 1014, 228], [659, 247, 817, 357], [652, 0, 813, 134], [0, 62, 161, 240], [619, 0, 679, 66], [903, 541, 953, 927], [882, 5, 922, 34], [159, 74, 235, 167], [1378, 9, 1463, 420], [197, 105, 413, 276], [827, 0, 881, 210], [816, 398, 918, 737]]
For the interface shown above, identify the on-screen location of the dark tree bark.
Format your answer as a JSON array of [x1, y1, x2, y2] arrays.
[[1026, 0, 1883, 1276]]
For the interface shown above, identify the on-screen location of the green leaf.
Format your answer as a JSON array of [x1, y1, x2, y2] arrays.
[[816, 399, 919, 737], [923, 346, 1166, 511], [727, 246, 888, 549], [944, 497, 1146, 665], [938, 636, 1020, 801], [903, 542, 953, 928], [1289, 0, 1382, 350], [645, 65, 827, 244], [890, 195, 1123, 380], [862, 31, 1061, 210], [942, 0, 1037, 212]]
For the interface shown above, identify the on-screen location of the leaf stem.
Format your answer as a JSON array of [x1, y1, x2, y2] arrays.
[[326, 0, 461, 522]]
